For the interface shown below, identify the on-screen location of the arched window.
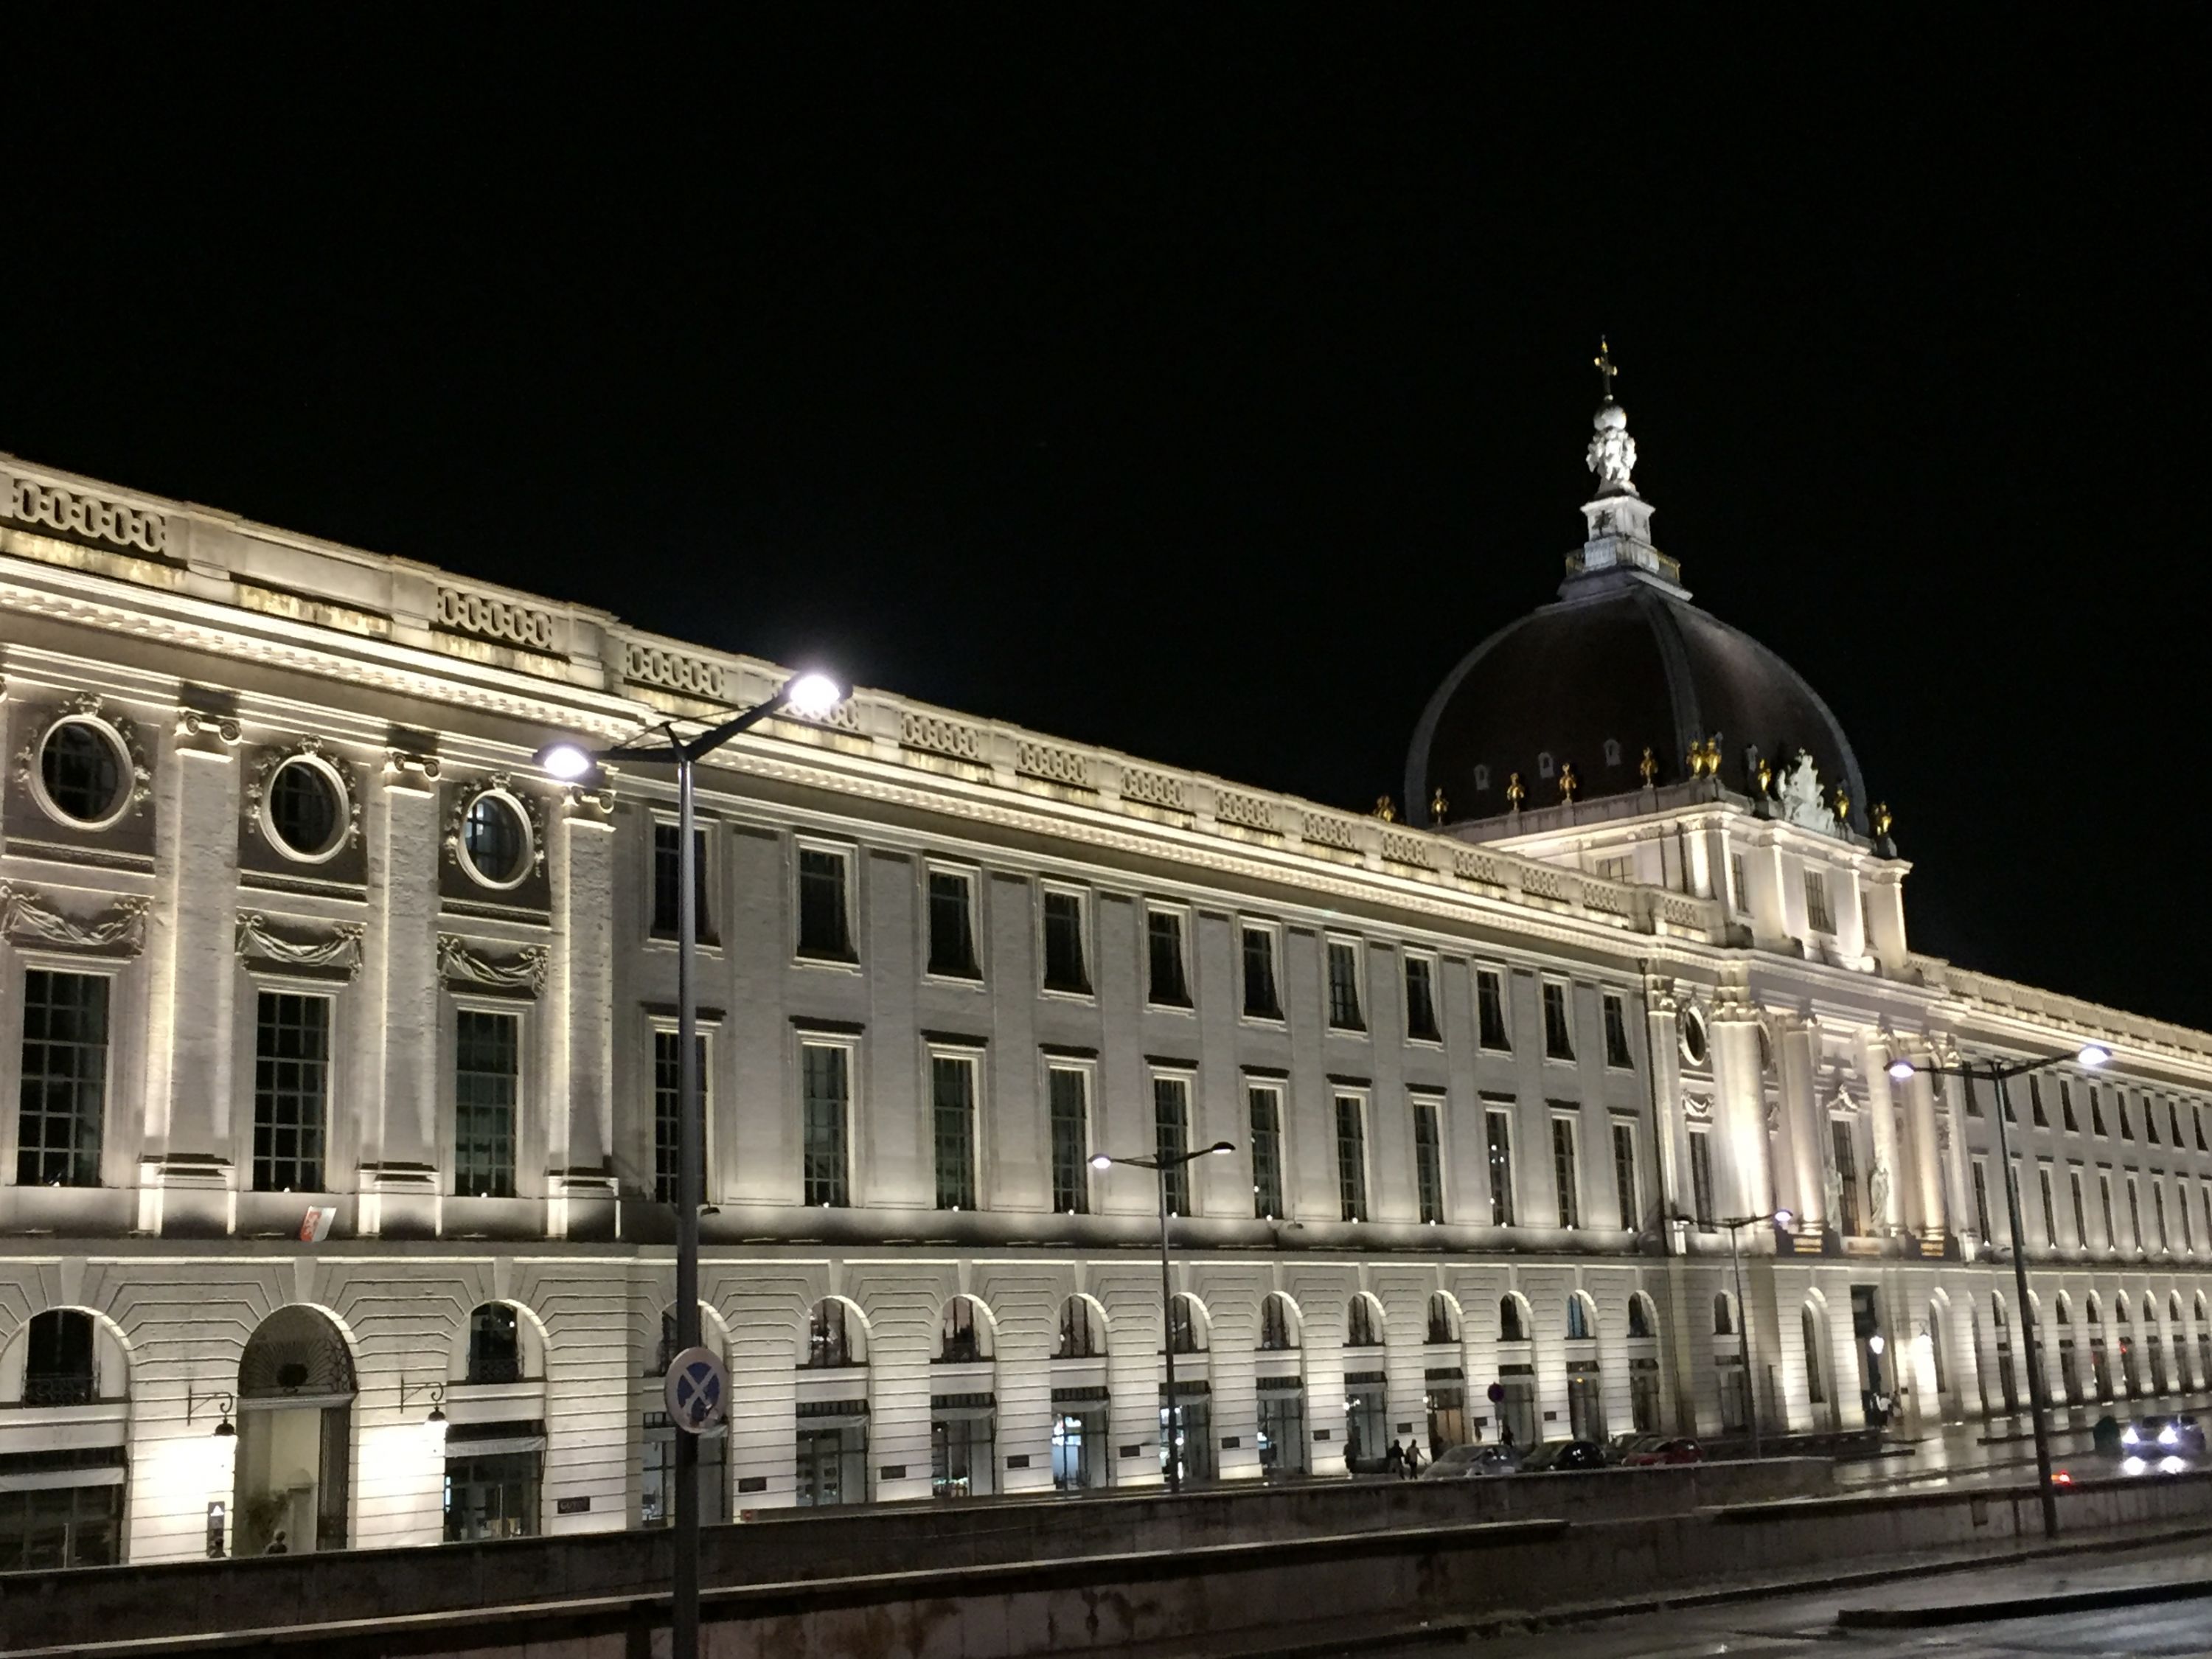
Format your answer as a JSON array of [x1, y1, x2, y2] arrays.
[[1169, 1293, 1206, 1354], [1714, 1293, 1735, 1337], [2115, 1293, 2132, 1327], [1346, 1295, 1383, 1349], [804, 1298, 863, 1368], [1627, 1293, 1656, 1340], [466, 1303, 522, 1384], [1992, 1296, 2008, 1335], [940, 1295, 991, 1363], [2085, 1293, 2101, 1328], [1603, 738, 1623, 768], [2171, 1292, 2186, 1328], [1567, 1294, 1595, 1341], [2055, 1295, 2072, 1326], [1500, 1295, 1527, 1343], [1425, 1293, 1459, 1345], [1260, 1293, 1300, 1352], [1537, 751, 1556, 780], [1472, 765, 1491, 793], [1056, 1296, 1102, 1360], [22, 1310, 97, 1406], [1801, 1305, 1826, 1405]]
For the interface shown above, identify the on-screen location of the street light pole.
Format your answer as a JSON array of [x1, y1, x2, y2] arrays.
[[537, 669, 846, 1659], [1887, 1040, 2112, 1543], [1719, 1209, 1790, 1459], [1091, 1140, 1236, 1495]]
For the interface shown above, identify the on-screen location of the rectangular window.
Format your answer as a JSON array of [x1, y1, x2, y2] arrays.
[[650, 821, 714, 943], [2070, 1167, 2088, 1248], [1961, 1071, 1982, 1118], [926, 869, 980, 978], [2061, 1081, 2079, 1133], [1040, 888, 1090, 995], [1248, 1083, 1285, 1220], [2099, 1170, 2116, 1249], [2197, 1105, 2208, 1154], [2091, 1087, 2108, 1137], [1413, 1096, 1444, 1224], [253, 992, 330, 1192], [1334, 1094, 1368, 1222], [15, 970, 108, 1187], [1048, 1066, 1089, 1214], [2118, 1091, 2135, 1140], [652, 1029, 709, 1205], [1485, 1105, 1516, 1226], [1729, 852, 1750, 914], [1971, 1157, 1993, 1241], [931, 1053, 978, 1210], [2182, 1180, 2195, 1254], [1241, 926, 1281, 1020], [796, 846, 855, 960], [1593, 853, 1633, 883], [2029, 1077, 2048, 1127], [2000, 1074, 2017, 1123], [1802, 868, 1834, 933], [1152, 1076, 1192, 1214], [1476, 969, 1510, 1051], [2171, 1101, 2187, 1148], [2154, 1180, 2170, 1251], [801, 1042, 850, 1207], [1146, 908, 1191, 1007], [1832, 1119, 1860, 1235], [1404, 956, 1441, 1043], [1326, 940, 1364, 1032], [2127, 1175, 2143, 1251], [1602, 994, 1633, 1069], [2147, 1100, 2161, 1146], [1688, 1128, 1717, 1229], [1542, 981, 1574, 1060], [453, 1009, 518, 1198], [1611, 1120, 1639, 1230], [1551, 1115, 1581, 1228], [2038, 1164, 2058, 1248]]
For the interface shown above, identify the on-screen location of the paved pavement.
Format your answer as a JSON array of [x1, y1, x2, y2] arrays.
[[1831, 1395, 2212, 1494], [1307, 1534, 2212, 1657]]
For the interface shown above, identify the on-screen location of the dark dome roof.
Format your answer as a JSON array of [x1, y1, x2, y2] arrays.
[[1405, 568, 1867, 830]]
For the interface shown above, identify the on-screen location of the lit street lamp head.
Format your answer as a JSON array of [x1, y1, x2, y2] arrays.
[[1772, 1208, 1795, 1229], [2077, 1042, 2112, 1068], [1088, 1152, 1113, 1171], [783, 671, 847, 717], [1208, 1141, 1237, 1155], [535, 740, 597, 781], [1886, 1057, 1916, 1082]]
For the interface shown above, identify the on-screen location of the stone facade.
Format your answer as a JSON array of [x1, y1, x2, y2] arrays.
[[4, 446, 2212, 1568]]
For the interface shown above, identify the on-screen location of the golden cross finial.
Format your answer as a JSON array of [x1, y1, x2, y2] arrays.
[[1593, 336, 1618, 403]]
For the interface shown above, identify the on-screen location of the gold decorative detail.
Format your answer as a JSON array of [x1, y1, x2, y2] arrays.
[[1505, 772, 1526, 810], [1755, 757, 1773, 796], [1559, 762, 1579, 802], [1638, 745, 1658, 786], [1834, 787, 1851, 824], [1593, 335, 1618, 403], [1687, 736, 1722, 778], [1871, 801, 1893, 839], [1429, 787, 1449, 824], [1373, 795, 1398, 823]]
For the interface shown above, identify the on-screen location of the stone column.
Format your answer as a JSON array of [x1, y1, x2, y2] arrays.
[[357, 754, 442, 1235], [1709, 992, 1771, 1222], [546, 788, 618, 1239], [1902, 1054, 1947, 1245], [1778, 1016, 1826, 1237], [139, 711, 242, 1234], [1644, 975, 1688, 1243], [1857, 1029, 1905, 1238]]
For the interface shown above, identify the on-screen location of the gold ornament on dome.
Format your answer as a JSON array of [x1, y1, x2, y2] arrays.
[[1506, 771, 1526, 810], [1834, 787, 1851, 824], [1638, 745, 1658, 786], [1430, 787, 1449, 824], [1871, 801, 1893, 839], [1686, 736, 1721, 778], [1559, 762, 1578, 801], [1756, 757, 1773, 796], [1373, 795, 1397, 823]]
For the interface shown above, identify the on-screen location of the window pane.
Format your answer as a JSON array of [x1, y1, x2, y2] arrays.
[[1477, 971, 1509, 1051], [16, 971, 108, 1187], [802, 1043, 849, 1207], [1048, 1068, 1088, 1214], [1688, 1130, 1716, 1228], [1250, 1086, 1284, 1219], [928, 871, 978, 978], [254, 992, 329, 1192], [1042, 891, 1089, 993], [1551, 1118, 1579, 1228], [1413, 1100, 1443, 1223], [651, 824, 712, 942], [1153, 1079, 1189, 1214], [1486, 1109, 1515, 1227], [1147, 911, 1189, 1006], [653, 1030, 707, 1206], [1242, 928, 1280, 1019], [1405, 959, 1440, 1043], [1603, 995, 1633, 1068], [1542, 984, 1574, 1060], [454, 1009, 518, 1198], [1327, 942, 1364, 1031], [797, 848, 853, 959], [1612, 1121, 1638, 1230], [1335, 1096, 1367, 1222], [932, 1057, 977, 1209]]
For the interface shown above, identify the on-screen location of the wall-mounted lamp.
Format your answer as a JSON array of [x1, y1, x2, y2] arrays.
[[187, 1386, 237, 1438], [401, 1378, 448, 1451]]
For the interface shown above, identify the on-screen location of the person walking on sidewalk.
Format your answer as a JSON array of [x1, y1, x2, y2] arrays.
[[1382, 1438, 1404, 1478], [1402, 1438, 1424, 1478]]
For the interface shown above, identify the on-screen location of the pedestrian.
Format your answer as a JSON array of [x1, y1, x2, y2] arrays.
[[1346, 1422, 1363, 1472], [263, 1530, 289, 1556], [1500, 1420, 1517, 1450], [1402, 1439, 1424, 1478], [1382, 1439, 1404, 1478]]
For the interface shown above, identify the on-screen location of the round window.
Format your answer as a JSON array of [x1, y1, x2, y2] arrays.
[[35, 719, 129, 827], [265, 759, 346, 860], [1678, 1004, 1710, 1067], [459, 790, 532, 887]]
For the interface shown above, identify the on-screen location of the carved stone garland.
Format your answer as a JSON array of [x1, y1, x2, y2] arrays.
[[437, 934, 549, 995], [244, 737, 364, 853], [12, 693, 153, 822], [442, 774, 548, 883], [234, 913, 366, 980], [0, 880, 150, 955]]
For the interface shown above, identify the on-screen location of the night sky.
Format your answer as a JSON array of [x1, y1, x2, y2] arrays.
[[3, 13, 2202, 1028]]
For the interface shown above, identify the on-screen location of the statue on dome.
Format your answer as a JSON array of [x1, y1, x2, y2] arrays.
[[1506, 772, 1526, 811], [1559, 762, 1579, 801], [1373, 795, 1398, 822], [1871, 802, 1893, 839], [1586, 404, 1638, 493], [1430, 787, 1449, 824], [1777, 753, 1837, 832], [1638, 745, 1658, 787]]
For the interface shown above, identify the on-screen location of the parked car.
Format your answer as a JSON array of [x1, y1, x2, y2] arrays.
[[1624, 1437, 1705, 1466], [1419, 1442, 1524, 1480], [1606, 1433, 1664, 1465], [2122, 1415, 2208, 1456], [1517, 1439, 1608, 1472]]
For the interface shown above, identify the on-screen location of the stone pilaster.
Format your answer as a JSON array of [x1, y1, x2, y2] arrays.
[[546, 787, 618, 1238], [356, 754, 442, 1236], [1643, 974, 1688, 1245], [1709, 992, 1770, 1222], [1777, 1016, 1826, 1237], [1857, 1029, 1905, 1238]]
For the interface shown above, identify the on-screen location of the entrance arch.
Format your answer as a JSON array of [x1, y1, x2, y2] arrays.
[[234, 1305, 356, 1555]]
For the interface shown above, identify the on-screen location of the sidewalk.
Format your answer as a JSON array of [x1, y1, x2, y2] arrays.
[[1832, 1534, 2212, 1628]]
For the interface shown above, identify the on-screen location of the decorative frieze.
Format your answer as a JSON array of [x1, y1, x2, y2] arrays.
[[234, 912, 365, 979], [1214, 790, 1275, 832], [0, 880, 150, 955], [902, 710, 987, 763], [437, 933, 549, 995], [1121, 767, 1189, 813], [1015, 739, 1092, 790], [434, 585, 557, 652], [2, 470, 168, 555], [623, 641, 726, 700]]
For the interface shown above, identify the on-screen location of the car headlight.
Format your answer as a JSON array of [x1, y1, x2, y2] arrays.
[[2123, 1426, 2141, 1444], [2160, 1425, 2180, 1447], [2161, 1455, 2188, 1475], [2123, 1455, 2148, 1475]]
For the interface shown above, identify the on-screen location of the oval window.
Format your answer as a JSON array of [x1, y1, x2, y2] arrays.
[[1679, 1004, 1710, 1066], [37, 720, 128, 827], [266, 759, 345, 860], [459, 791, 531, 887]]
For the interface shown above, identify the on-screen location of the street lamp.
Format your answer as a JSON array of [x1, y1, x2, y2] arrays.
[[1883, 1040, 2110, 1540], [1091, 1139, 1236, 1494], [535, 667, 846, 1659], [1715, 1208, 1792, 1458]]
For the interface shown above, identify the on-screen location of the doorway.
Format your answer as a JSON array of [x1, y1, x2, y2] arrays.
[[233, 1306, 355, 1556]]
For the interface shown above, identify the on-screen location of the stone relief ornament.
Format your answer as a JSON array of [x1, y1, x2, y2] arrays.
[[1776, 752, 1838, 834], [1870, 1158, 1893, 1222], [1823, 1160, 1845, 1222], [441, 774, 548, 880], [1585, 403, 1638, 492], [0, 880, 150, 954], [1683, 1092, 1714, 1124], [234, 913, 365, 978], [174, 708, 242, 744], [437, 933, 549, 995], [13, 694, 153, 822], [245, 737, 364, 852]]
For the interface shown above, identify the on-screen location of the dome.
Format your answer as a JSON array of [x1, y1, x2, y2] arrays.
[[1405, 394, 1866, 831]]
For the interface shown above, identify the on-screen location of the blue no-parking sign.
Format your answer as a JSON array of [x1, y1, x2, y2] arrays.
[[664, 1345, 728, 1434]]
